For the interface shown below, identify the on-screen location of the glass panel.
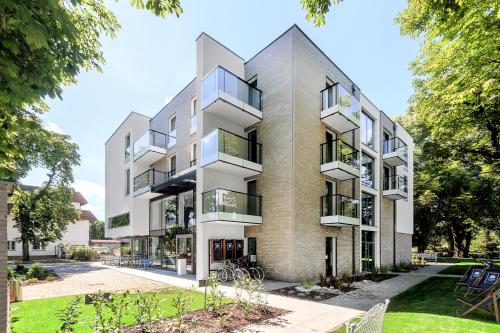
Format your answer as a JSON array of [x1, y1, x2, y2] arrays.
[[201, 129, 262, 165], [321, 139, 359, 168], [190, 115, 197, 134], [361, 153, 374, 188], [202, 189, 261, 216], [162, 196, 178, 227], [321, 195, 359, 218], [361, 112, 374, 148], [362, 231, 375, 271], [150, 200, 162, 232], [201, 130, 218, 165], [337, 84, 360, 119], [178, 190, 195, 228], [201, 68, 218, 109], [162, 233, 176, 270], [362, 193, 375, 226], [384, 175, 408, 192], [133, 131, 167, 160], [149, 237, 161, 268]]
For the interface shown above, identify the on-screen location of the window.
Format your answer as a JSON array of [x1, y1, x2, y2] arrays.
[[169, 116, 176, 132], [190, 143, 197, 166], [362, 231, 376, 271], [32, 241, 46, 251], [362, 193, 375, 226], [109, 213, 130, 228], [125, 169, 130, 195], [361, 112, 374, 149], [125, 134, 131, 160], [361, 153, 375, 188], [7, 241, 16, 251], [168, 116, 177, 147], [191, 98, 197, 117], [170, 155, 176, 175]]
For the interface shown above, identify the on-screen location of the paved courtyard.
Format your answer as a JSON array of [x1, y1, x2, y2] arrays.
[[22, 262, 167, 300]]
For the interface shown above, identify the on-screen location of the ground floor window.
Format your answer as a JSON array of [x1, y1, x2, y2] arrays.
[[32, 241, 46, 251], [361, 230, 375, 271], [7, 241, 16, 251]]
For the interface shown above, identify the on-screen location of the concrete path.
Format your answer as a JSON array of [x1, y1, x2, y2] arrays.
[[323, 263, 452, 311]]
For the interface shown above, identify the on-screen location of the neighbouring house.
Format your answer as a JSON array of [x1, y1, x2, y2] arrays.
[[105, 25, 414, 282], [7, 185, 97, 258]]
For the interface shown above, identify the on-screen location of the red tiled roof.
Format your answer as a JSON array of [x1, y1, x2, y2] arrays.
[[81, 209, 97, 222], [16, 184, 88, 205]]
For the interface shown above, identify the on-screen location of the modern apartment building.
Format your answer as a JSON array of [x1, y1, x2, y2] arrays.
[[105, 25, 413, 282]]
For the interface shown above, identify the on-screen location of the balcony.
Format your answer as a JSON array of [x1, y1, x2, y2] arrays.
[[133, 169, 169, 199], [320, 194, 359, 227], [133, 130, 169, 164], [383, 175, 408, 200], [383, 137, 408, 166], [320, 84, 360, 133], [320, 139, 360, 180], [201, 128, 262, 177], [200, 66, 262, 128], [200, 189, 262, 225]]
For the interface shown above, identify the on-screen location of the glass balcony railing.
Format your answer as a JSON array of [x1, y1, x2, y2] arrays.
[[201, 128, 262, 166], [133, 130, 169, 160], [321, 194, 359, 218], [133, 169, 168, 193], [383, 137, 408, 160], [201, 66, 262, 111], [202, 189, 262, 217], [320, 83, 361, 119], [383, 175, 408, 193], [190, 115, 197, 134], [320, 139, 360, 168]]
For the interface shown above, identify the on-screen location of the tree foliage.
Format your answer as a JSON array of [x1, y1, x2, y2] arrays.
[[89, 220, 105, 240], [299, 0, 343, 26]]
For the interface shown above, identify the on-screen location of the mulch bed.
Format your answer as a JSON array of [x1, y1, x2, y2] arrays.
[[124, 303, 289, 333], [19, 270, 62, 286]]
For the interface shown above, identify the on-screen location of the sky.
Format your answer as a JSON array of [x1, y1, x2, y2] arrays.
[[22, 0, 420, 220]]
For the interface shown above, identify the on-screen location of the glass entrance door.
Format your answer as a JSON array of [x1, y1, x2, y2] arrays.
[[176, 234, 194, 273]]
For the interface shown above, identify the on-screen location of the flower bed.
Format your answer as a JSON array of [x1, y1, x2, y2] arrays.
[[8, 263, 61, 286], [124, 303, 288, 333]]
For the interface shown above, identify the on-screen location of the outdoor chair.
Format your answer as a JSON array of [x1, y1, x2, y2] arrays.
[[138, 258, 153, 269], [465, 269, 500, 296], [456, 283, 500, 322], [454, 266, 484, 292], [346, 299, 390, 333]]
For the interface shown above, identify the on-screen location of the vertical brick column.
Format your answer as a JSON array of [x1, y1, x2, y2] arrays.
[[0, 181, 11, 333]]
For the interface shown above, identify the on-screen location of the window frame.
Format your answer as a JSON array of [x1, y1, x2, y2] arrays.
[[361, 152, 375, 188], [125, 168, 130, 195], [361, 192, 375, 226], [125, 133, 131, 161], [361, 111, 375, 149]]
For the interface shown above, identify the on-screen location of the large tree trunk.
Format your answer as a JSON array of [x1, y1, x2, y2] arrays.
[[463, 231, 472, 258], [22, 238, 30, 262]]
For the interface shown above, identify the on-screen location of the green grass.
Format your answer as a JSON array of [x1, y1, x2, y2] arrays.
[[332, 277, 500, 333], [11, 289, 209, 333], [438, 258, 500, 275]]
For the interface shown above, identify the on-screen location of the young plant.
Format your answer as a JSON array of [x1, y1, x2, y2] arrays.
[[57, 296, 82, 333], [299, 280, 315, 289], [90, 292, 112, 333], [171, 288, 193, 323], [107, 290, 131, 331], [206, 273, 225, 312], [134, 290, 162, 332]]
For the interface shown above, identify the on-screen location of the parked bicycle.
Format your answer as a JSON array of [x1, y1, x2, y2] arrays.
[[216, 256, 265, 282]]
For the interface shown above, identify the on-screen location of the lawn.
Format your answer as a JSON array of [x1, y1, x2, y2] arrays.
[[438, 258, 500, 275], [332, 277, 499, 333], [10, 288, 208, 333]]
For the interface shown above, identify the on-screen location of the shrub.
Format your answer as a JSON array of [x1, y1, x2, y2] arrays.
[[57, 296, 82, 333], [7, 267, 16, 280], [206, 273, 225, 312], [27, 263, 48, 280], [134, 290, 162, 332], [67, 246, 100, 261], [171, 288, 194, 325], [300, 280, 315, 289]]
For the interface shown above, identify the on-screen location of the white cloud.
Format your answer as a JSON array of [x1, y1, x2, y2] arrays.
[[164, 96, 173, 105], [43, 121, 65, 134], [72, 179, 105, 220]]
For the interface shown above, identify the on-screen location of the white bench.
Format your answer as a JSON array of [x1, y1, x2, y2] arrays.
[[346, 299, 390, 333], [416, 252, 438, 262]]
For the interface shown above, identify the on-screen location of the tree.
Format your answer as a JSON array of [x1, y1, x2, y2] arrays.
[[0, 0, 182, 180], [90, 221, 105, 240]]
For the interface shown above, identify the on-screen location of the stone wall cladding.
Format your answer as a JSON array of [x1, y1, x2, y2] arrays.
[[380, 197, 394, 268], [395, 232, 412, 264], [0, 182, 10, 333]]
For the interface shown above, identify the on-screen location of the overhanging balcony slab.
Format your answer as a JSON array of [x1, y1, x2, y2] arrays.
[[202, 91, 262, 128], [320, 105, 360, 133], [321, 215, 359, 227], [383, 151, 407, 167], [383, 189, 408, 200], [203, 153, 262, 177], [133, 146, 167, 165], [321, 161, 360, 180], [200, 212, 262, 226], [133, 187, 162, 199]]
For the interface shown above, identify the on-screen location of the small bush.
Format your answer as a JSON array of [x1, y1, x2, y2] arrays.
[[46, 276, 56, 282], [206, 273, 225, 311], [27, 263, 48, 280], [7, 267, 16, 280], [300, 280, 315, 289], [28, 278, 38, 284], [57, 296, 82, 333], [171, 288, 194, 324], [67, 246, 100, 261]]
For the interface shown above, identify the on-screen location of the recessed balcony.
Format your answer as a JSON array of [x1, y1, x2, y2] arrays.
[[383, 137, 408, 166], [133, 130, 171, 165], [200, 189, 262, 225], [320, 194, 360, 227], [320, 139, 360, 180], [201, 128, 262, 177], [200, 66, 262, 128], [320, 84, 360, 133], [383, 175, 408, 200], [133, 169, 169, 199]]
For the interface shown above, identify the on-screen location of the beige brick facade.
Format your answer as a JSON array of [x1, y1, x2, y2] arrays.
[[380, 198, 395, 268]]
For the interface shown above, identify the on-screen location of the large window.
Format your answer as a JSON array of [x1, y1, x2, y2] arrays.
[[361, 153, 375, 188], [362, 230, 375, 271], [109, 213, 130, 228], [361, 112, 374, 149], [362, 193, 375, 226]]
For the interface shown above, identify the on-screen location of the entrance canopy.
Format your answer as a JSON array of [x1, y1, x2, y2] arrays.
[[151, 170, 196, 196]]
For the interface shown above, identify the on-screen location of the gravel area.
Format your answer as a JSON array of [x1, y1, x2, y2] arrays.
[[22, 262, 168, 300]]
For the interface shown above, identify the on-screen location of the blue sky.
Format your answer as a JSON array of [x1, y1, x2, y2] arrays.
[[22, 0, 419, 219]]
